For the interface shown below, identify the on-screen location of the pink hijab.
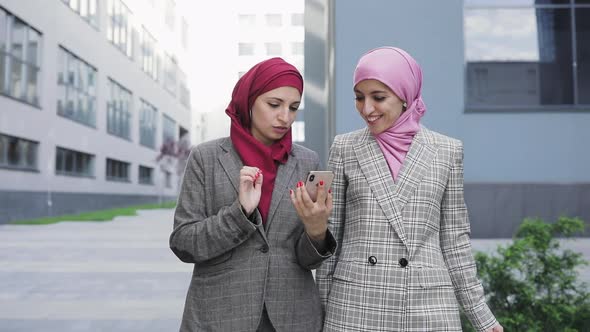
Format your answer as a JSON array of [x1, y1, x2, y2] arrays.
[[353, 47, 427, 180]]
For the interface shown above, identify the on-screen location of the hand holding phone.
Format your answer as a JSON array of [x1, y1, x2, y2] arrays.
[[305, 171, 334, 201]]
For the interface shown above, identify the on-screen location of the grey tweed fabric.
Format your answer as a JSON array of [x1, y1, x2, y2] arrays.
[[171, 137, 336, 332]]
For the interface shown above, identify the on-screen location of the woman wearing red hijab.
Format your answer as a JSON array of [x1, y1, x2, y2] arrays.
[[170, 57, 336, 331]]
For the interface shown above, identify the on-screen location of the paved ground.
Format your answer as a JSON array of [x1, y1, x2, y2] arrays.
[[0, 209, 192, 332], [0, 209, 588, 331]]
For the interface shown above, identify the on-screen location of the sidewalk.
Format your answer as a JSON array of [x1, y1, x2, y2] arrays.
[[0, 209, 191, 332], [0, 209, 588, 331]]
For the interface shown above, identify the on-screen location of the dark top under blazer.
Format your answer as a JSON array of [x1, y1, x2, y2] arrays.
[[170, 137, 336, 332]]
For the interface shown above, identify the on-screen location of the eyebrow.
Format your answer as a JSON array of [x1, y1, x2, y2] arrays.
[[354, 89, 388, 95], [266, 97, 301, 104]]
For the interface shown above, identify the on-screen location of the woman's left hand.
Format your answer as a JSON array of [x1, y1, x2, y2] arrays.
[[290, 180, 333, 241], [487, 323, 503, 332]]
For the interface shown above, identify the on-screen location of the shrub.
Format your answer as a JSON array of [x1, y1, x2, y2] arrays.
[[461, 217, 589, 332]]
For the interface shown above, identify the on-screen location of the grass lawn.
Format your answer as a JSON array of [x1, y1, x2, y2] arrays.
[[11, 201, 177, 225]]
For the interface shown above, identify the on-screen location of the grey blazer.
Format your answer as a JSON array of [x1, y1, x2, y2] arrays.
[[316, 127, 498, 332], [170, 137, 336, 332]]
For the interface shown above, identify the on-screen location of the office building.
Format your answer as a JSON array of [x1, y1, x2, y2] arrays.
[[0, 0, 192, 223]]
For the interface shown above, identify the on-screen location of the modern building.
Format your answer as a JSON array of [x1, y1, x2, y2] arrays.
[[304, 0, 590, 237], [0, 0, 192, 223], [188, 0, 306, 145]]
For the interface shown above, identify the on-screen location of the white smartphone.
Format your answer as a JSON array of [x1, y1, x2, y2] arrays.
[[305, 170, 334, 202]]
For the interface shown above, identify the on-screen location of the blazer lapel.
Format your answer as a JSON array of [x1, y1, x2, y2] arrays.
[[218, 138, 270, 243], [218, 138, 242, 193], [394, 129, 438, 209], [265, 152, 297, 231], [354, 128, 408, 247]]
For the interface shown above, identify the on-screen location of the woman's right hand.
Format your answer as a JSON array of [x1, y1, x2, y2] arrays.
[[239, 166, 263, 217]]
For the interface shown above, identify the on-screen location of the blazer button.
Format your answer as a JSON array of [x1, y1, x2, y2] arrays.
[[260, 245, 269, 253], [368, 256, 377, 265], [399, 258, 408, 267]]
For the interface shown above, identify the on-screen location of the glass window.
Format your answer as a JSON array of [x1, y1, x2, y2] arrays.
[[265, 42, 282, 56], [291, 13, 304, 26], [181, 18, 188, 50], [55, 146, 94, 177], [0, 9, 6, 97], [164, 170, 172, 188], [165, 0, 176, 30], [265, 14, 282, 27], [107, 78, 132, 140], [107, 0, 132, 58], [57, 47, 97, 126], [0, 133, 38, 170], [0, 53, 5, 94], [464, 3, 588, 110], [62, 0, 98, 27], [26, 67, 39, 105], [179, 69, 190, 109], [465, 0, 569, 6], [140, 99, 157, 149], [141, 27, 157, 80], [0, 9, 42, 105], [163, 54, 177, 95], [139, 165, 154, 185], [0, 9, 7, 52], [26, 28, 40, 66], [11, 18, 25, 60], [106, 158, 130, 182], [291, 42, 304, 55], [238, 42, 255, 56], [10, 59, 23, 98], [0, 135, 5, 164], [576, 8, 590, 104], [238, 14, 256, 27], [162, 114, 176, 144]]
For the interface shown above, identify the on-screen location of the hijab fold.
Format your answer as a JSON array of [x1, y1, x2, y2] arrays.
[[353, 47, 427, 180], [225, 57, 303, 224]]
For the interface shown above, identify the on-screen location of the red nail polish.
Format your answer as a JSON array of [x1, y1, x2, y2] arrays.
[[297, 181, 303, 187], [290, 189, 293, 195], [319, 180, 324, 186], [328, 189, 332, 194]]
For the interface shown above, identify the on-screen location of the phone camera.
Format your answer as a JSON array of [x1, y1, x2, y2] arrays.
[[309, 174, 315, 182]]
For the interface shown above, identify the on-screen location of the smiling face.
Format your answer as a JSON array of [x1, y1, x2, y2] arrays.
[[354, 79, 405, 135], [250, 86, 301, 146]]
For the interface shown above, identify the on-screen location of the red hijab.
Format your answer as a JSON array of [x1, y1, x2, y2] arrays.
[[225, 57, 303, 224]]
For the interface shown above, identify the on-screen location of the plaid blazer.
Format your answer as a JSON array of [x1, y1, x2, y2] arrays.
[[316, 127, 498, 332], [170, 137, 336, 332]]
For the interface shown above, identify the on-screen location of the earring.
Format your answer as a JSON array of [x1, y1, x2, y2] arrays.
[[402, 102, 407, 112], [249, 109, 252, 119]]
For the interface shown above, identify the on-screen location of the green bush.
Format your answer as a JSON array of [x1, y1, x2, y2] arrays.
[[461, 217, 589, 332]]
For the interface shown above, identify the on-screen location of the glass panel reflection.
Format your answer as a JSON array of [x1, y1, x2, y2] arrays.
[[465, 8, 573, 106], [576, 8, 590, 103]]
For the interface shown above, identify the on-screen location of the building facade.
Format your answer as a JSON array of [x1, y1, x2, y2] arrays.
[[188, 0, 306, 145], [0, 0, 192, 223], [304, 0, 590, 237]]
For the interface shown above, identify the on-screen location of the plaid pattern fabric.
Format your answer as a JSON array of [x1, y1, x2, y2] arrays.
[[316, 127, 498, 332], [171, 137, 335, 332]]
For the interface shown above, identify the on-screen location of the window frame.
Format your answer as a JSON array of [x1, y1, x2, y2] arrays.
[[0, 7, 42, 107], [0, 132, 39, 172], [463, 0, 590, 112]]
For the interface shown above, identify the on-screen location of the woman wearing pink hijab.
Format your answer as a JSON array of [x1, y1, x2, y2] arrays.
[[315, 47, 503, 331]]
